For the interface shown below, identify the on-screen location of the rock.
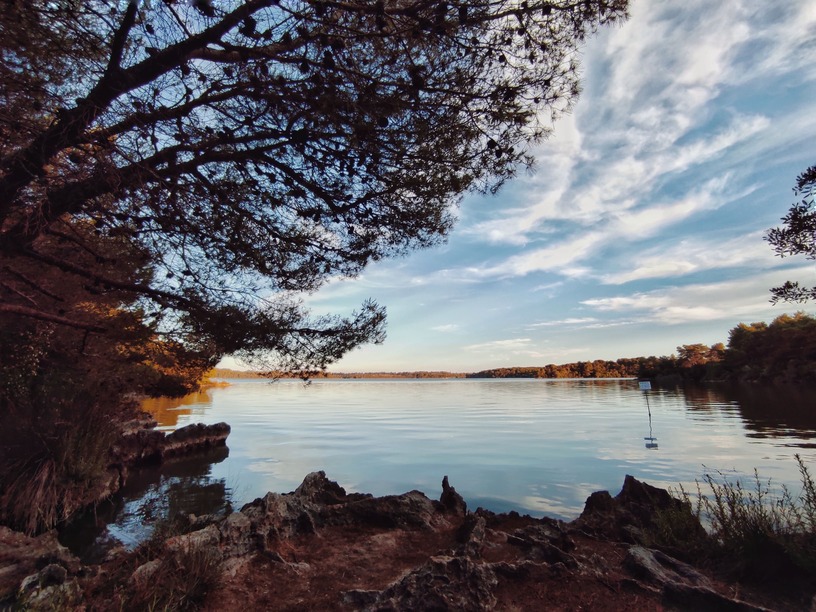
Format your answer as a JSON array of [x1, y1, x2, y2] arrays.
[[616, 475, 685, 525], [624, 546, 773, 612], [110, 427, 166, 466], [624, 545, 713, 590], [294, 470, 355, 505], [347, 555, 498, 611], [242, 491, 318, 543], [119, 412, 159, 435], [456, 514, 486, 558], [0, 527, 79, 603], [440, 475, 467, 516], [582, 490, 616, 515], [575, 475, 704, 542], [218, 512, 254, 557], [162, 422, 230, 458], [322, 490, 443, 530], [507, 523, 578, 568], [130, 559, 162, 587], [165, 524, 221, 555], [17, 576, 82, 611]]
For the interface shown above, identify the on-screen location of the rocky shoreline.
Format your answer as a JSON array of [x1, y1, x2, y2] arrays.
[[3, 467, 811, 610], [59, 415, 231, 527]]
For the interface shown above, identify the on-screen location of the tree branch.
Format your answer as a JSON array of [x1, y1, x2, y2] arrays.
[[0, 303, 106, 332]]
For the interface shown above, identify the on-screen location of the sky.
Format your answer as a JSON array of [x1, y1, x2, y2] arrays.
[[225, 0, 816, 373]]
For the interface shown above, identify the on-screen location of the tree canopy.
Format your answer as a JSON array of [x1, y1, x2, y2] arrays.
[[766, 164, 816, 303], [0, 0, 628, 373]]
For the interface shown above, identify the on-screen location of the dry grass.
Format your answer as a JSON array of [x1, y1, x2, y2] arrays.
[[651, 455, 816, 581], [0, 401, 117, 534]]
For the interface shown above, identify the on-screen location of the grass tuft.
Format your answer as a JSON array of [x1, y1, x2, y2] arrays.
[[650, 455, 816, 581]]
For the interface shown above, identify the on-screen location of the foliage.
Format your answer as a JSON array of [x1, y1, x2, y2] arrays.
[[89, 515, 221, 611], [0, 0, 628, 373], [0, 221, 213, 532], [723, 311, 816, 383], [0, 0, 628, 531], [644, 483, 711, 561], [648, 457, 816, 582], [767, 165, 816, 303], [703, 457, 816, 579], [127, 546, 222, 611]]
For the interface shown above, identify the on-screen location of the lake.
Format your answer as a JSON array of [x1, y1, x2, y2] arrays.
[[61, 378, 816, 558]]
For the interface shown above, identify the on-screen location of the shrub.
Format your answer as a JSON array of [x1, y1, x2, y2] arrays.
[[651, 456, 816, 581]]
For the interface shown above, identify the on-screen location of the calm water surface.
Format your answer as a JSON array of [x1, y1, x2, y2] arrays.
[[62, 379, 816, 558]]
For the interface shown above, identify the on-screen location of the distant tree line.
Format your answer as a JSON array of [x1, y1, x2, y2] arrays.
[[215, 312, 816, 385], [211, 368, 466, 379], [468, 312, 816, 385]]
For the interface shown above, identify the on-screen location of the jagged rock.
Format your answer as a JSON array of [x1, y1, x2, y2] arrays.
[[624, 546, 773, 612], [575, 474, 704, 542], [162, 422, 230, 458], [218, 512, 254, 557], [130, 559, 162, 587], [582, 490, 616, 515], [346, 555, 498, 611], [456, 514, 486, 557], [624, 545, 713, 590], [16, 573, 82, 611], [165, 524, 221, 555], [241, 491, 318, 543], [321, 490, 443, 530], [119, 412, 159, 435], [440, 475, 468, 516], [71, 472, 809, 611], [294, 470, 363, 505], [0, 527, 79, 602], [507, 523, 578, 568], [111, 427, 166, 466], [617, 475, 685, 525]]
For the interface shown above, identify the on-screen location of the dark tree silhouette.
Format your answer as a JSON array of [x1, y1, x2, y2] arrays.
[[1, 0, 627, 371], [767, 165, 816, 304]]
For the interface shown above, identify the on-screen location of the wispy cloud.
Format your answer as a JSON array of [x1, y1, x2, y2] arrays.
[[529, 317, 599, 328], [449, 3, 793, 286], [464, 338, 532, 352], [431, 324, 459, 333], [582, 268, 815, 325], [600, 231, 777, 285]]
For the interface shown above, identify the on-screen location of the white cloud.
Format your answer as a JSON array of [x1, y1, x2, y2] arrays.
[[431, 324, 459, 333], [582, 268, 816, 325], [529, 317, 599, 328], [464, 338, 532, 352], [600, 231, 777, 285]]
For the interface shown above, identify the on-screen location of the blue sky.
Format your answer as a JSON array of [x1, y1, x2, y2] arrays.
[[227, 0, 816, 373]]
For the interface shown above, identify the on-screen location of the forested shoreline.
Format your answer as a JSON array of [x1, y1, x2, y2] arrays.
[[214, 311, 816, 385]]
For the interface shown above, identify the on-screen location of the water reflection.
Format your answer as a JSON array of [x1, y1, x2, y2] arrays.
[[681, 384, 816, 445], [61, 379, 816, 557], [60, 446, 231, 562], [141, 389, 215, 430]]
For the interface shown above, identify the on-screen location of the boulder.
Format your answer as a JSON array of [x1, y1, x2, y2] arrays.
[[0, 527, 79, 603], [162, 422, 231, 458], [345, 555, 498, 611], [575, 475, 704, 542], [440, 475, 468, 516]]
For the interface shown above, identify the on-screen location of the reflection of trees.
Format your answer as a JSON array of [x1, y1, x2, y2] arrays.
[[61, 446, 230, 561], [681, 384, 816, 442], [678, 385, 739, 413], [141, 390, 214, 428]]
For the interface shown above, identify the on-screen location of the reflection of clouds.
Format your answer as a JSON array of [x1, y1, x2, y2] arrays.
[[519, 495, 585, 519], [133, 380, 816, 524]]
